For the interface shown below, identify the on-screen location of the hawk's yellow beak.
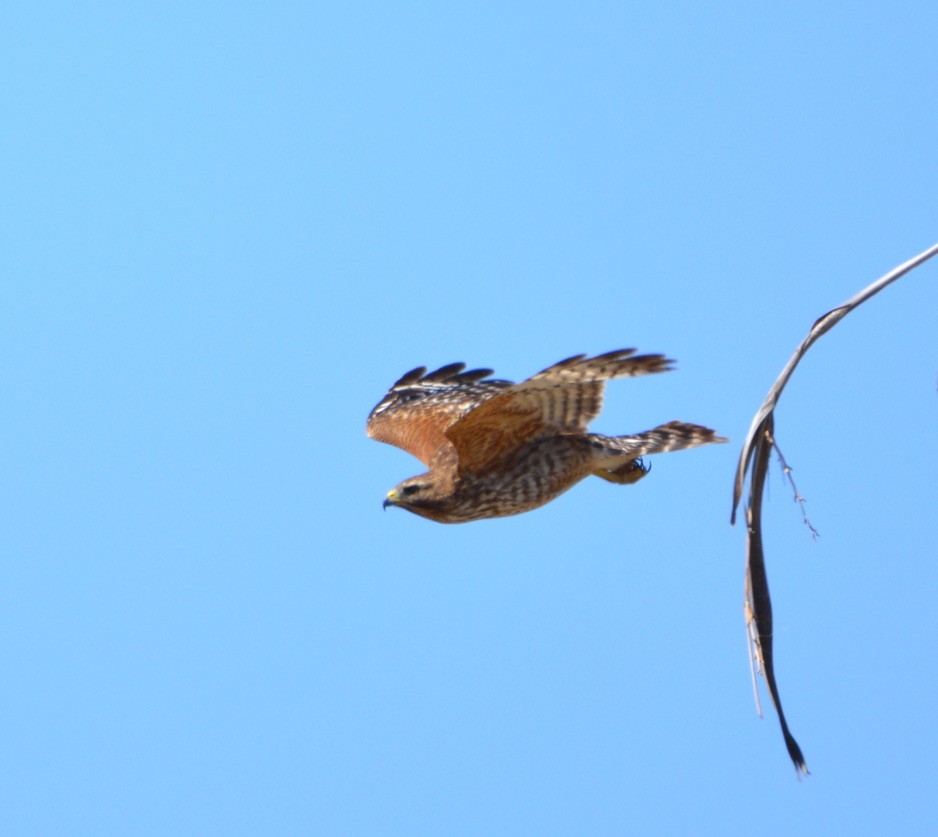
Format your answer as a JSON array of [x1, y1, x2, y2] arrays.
[[383, 488, 400, 510]]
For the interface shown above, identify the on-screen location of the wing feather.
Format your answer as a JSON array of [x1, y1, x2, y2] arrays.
[[446, 349, 673, 474], [366, 363, 510, 465]]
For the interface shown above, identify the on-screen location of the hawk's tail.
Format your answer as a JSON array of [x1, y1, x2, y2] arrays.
[[592, 421, 727, 459]]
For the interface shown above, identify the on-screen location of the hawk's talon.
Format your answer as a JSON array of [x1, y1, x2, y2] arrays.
[[592, 458, 651, 485]]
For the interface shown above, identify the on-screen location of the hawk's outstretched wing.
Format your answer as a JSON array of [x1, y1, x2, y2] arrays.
[[366, 363, 510, 465], [446, 349, 673, 474]]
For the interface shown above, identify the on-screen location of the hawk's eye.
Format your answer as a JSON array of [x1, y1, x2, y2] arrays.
[[401, 484, 422, 496]]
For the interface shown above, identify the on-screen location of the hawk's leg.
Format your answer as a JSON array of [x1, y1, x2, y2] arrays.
[[592, 458, 650, 485]]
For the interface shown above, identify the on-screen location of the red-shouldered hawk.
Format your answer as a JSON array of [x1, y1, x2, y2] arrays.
[[367, 349, 725, 523]]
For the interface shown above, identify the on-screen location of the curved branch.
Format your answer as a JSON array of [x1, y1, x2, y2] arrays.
[[731, 241, 938, 774]]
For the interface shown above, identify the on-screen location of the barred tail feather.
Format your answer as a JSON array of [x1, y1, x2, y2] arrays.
[[596, 421, 727, 459]]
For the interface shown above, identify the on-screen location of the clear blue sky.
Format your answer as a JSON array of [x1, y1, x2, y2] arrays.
[[3, 3, 937, 834]]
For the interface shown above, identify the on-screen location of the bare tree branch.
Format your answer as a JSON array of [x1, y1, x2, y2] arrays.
[[731, 241, 938, 775]]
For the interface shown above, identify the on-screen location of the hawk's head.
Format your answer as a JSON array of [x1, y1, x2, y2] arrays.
[[383, 476, 453, 523]]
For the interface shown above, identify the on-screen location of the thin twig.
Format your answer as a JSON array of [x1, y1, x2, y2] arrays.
[[772, 436, 819, 541]]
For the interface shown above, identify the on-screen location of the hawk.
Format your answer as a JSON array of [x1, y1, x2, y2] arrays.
[[367, 349, 725, 523]]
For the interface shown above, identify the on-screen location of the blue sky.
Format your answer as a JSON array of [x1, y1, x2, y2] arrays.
[[3, 3, 937, 834]]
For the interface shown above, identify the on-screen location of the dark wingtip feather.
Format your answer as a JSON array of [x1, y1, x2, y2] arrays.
[[595, 348, 638, 361], [390, 362, 498, 389], [391, 366, 428, 388], [551, 353, 589, 368], [424, 362, 467, 382], [454, 367, 495, 384]]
